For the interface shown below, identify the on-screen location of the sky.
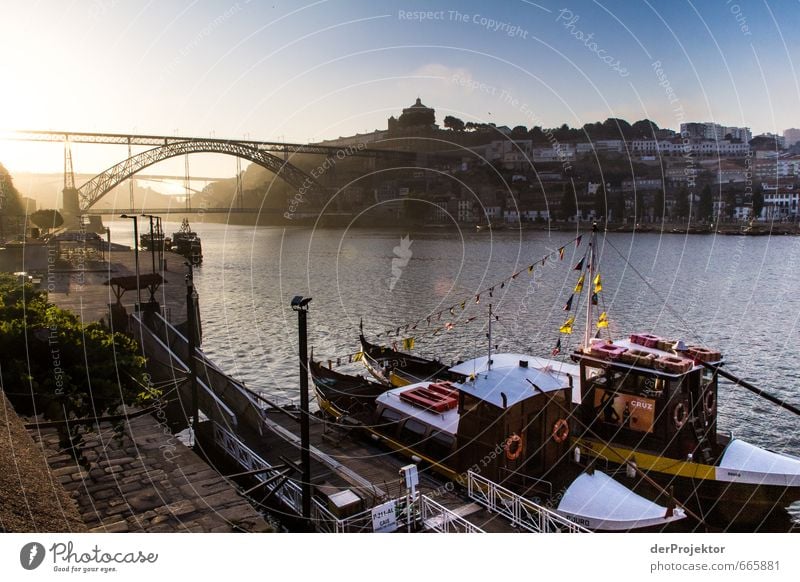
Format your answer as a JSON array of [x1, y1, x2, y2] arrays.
[[1, 0, 799, 178]]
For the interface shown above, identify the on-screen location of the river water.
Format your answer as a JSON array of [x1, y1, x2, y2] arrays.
[[107, 220, 800, 457]]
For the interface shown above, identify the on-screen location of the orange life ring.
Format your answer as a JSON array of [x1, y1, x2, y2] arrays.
[[552, 419, 570, 443], [673, 401, 688, 429], [704, 389, 716, 417], [505, 433, 523, 461]]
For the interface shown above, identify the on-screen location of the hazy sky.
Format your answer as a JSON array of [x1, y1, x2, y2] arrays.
[[1, 0, 798, 176]]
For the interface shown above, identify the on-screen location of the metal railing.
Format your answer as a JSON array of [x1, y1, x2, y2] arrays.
[[466, 471, 590, 533], [420, 495, 485, 533]]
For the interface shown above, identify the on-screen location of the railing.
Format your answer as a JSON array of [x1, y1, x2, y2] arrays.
[[419, 495, 485, 533], [466, 471, 590, 533]]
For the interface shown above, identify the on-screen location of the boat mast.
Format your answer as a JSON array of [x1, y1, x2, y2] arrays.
[[583, 222, 598, 351], [488, 303, 493, 371]]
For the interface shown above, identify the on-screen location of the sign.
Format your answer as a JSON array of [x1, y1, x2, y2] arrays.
[[400, 464, 419, 489], [371, 501, 398, 533], [594, 389, 656, 433]]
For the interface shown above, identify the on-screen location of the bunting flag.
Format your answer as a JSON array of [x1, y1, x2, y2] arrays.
[[460, 301, 466, 310], [591, 292, 598, 306], [573, 258, 584, 271], [426, 316, 431, 325], [402, 337, 415, 350], [563, 295, 574, 311], [500, 282, 505, 289], [437, 312, 442, 320], [476, 294, 480, 304], [528, 265, 534, 273], [593, 274, 603, 294], [392, 342, 398, 351], [489, 287, 494, 298], [541, 258, 547, 266], [559, 247, 565, 260], [336, 357, 341, 367], [559, 316, 575, 334], [552, 338, 562, 356], [449, 307, 455, 316], [512, 273, 519, 280], [576, 235, 583, 247], [467, 316, 477, 323], [597, 312, 609, 328], [348, 353, 353, 363], [445, 322, 454, 331], [574, 274, 585, 293]]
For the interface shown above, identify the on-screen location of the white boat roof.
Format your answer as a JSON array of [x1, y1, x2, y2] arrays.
[[450, 353, 582, 405], [557, 470, 685, 531], [614, 339, 705, 371], [376, 383, 460, 435], [718, 439, 800, 486]]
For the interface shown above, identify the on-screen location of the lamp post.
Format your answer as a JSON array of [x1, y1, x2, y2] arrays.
[[120, 214, 141, 308], [291, 295, 312, 522], [141, 214, 156, 274], [186, 262, 199, 446]]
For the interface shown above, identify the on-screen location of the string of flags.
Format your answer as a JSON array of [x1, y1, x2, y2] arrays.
[[372, 233, 584, 340], [557, 238, 610, 340]]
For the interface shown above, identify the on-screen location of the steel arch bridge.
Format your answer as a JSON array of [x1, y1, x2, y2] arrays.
[[77, 139, 323, 211]]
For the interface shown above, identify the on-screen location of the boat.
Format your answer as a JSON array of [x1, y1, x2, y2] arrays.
[[310, 354, 686, 531], [359, 330, 464, 387], [352, 224, 800, 530], [171, 218, 203, 265]]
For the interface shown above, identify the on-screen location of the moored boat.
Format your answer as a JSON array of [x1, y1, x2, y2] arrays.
[[311, 352, 686, 532]]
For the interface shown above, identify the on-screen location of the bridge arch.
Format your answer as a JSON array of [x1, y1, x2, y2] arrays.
[[77, 140, 324, 211]]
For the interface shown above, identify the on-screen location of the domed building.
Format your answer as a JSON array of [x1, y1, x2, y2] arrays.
[[388, 97, 437, 132]]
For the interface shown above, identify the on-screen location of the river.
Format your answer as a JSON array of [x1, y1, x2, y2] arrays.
[[107, 220, 800, 458]]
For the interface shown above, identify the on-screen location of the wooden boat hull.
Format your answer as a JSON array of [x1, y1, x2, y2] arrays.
[[359, 335, 462, 387]]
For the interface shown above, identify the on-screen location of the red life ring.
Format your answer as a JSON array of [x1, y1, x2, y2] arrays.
[[505, 433, 524, 461], [673, 401, 688, 429], [552, 419, 570, 443]]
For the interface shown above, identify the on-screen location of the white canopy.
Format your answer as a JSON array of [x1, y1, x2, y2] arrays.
[[717, 439, 800, 486], [556, 470, 685, 531]]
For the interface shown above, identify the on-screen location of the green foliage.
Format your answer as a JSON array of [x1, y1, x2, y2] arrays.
[[0, 273, 152, 424], [698, 184, 714, 222], [559, 183, 577, 220], [29, 209, 64, 232], [752, 186, 764, 219], [443, 115, 465, 132]]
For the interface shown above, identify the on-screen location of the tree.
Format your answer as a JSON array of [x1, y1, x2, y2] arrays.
[[443, 115, 465, 132], [674, 187, 690, 221], [559, 183, 577, 221], [724, 190, 738, 219], [752, 186, 764, 219], [0, 274, 154, 450], [29, 209, 64, 235], [594, 184, 608, 221], [631, 119, 660, 139], [654, 189, 665, 222], [698, 184, 714, 222]]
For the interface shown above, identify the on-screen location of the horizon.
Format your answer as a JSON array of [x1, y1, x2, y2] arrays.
[[1, 0, 799, 179]]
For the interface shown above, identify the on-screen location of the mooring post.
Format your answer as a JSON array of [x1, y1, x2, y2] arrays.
[[291, 295, 313, 522]]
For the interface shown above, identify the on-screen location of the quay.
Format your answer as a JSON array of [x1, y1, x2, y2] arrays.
[[43, 243, 571, 533]]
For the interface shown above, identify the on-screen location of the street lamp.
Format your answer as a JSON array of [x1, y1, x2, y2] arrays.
[[291, 295, 312, 522], [141, 214, 162, 274], [120, 214, 141, 308]]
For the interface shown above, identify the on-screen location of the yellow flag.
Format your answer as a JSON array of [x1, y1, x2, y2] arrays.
[[593, 274, 602, 294], [597, 312, 609, 328], [402, 337, 415, 351], [574, 274, 585, 293], [559, 316, 575, 334], [353, 351, 363, 362]]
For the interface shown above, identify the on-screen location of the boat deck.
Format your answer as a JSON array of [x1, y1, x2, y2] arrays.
[[252, 408, 522, 533]]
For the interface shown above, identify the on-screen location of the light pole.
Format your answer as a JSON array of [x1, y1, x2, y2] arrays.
[[141, 214, 162, 274], [120, 214, 141, 309], [291, 295, 312, 522], [186, 262, 199, 445]]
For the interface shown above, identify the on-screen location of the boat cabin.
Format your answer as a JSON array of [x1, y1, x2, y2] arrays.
[[374, 353, 576, 493], [572, 334, 723, 463]]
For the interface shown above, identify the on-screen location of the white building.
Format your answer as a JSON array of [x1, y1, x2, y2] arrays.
[[784, 128, 800, 148]]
